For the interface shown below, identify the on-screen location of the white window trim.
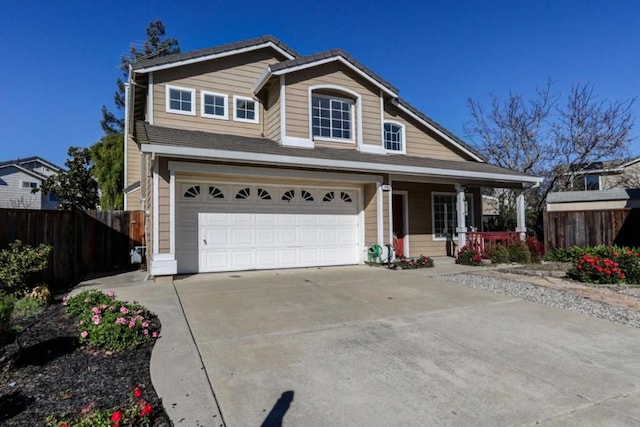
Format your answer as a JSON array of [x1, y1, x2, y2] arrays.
[[233, 95, 259, 124], [383, 120, 406, 154], [431, 192, 473, 241], [309, 89, 357, 145], [200, 91, 228, 120], [165, 85, 196, 116]]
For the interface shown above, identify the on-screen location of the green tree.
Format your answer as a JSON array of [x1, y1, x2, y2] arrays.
[[93, 20, 180, 208], [101, 20, 180, 134], [91, 133, 124, 209], [36, 147, 99, 210]]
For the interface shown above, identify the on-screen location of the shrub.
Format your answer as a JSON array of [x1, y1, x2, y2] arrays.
[[395, 255, 434, 269], [65, 290, 159, 352], [455, 245, 483, 266], [12, 296, 46, 319], [544, 246, 583, 262], [47, 385, 155, 427], [0, 293, 15, 341], [0, 240, 52, 296], [526, 237, 545, 263], [508, 241, 531, 264], [486, 244, 510, 264], [568, 254, 625, 284], [29, 285, 51, 303], [615, 249, 640, 284]]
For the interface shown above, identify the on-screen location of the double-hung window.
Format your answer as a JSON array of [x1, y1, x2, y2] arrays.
[[201, 91, 228, 119], [233, 96, 259, 123], [166, 85, 196, 115], [384, 122, 405, 153], [311, 95, 353, 141], [432, 193, 473, 240]]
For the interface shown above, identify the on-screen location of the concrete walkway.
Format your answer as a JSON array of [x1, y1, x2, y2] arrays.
[[80, 260, 640, 426]]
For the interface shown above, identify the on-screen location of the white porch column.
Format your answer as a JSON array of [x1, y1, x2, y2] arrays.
[[455, 184, 467, 249], [516, 191, 526, 241]]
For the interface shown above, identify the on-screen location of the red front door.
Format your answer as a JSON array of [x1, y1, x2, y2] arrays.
[[392, 194, 405, 257]]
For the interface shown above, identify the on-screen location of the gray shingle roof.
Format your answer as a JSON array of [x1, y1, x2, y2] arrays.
[[132, 35, 299, 70], [392, 98, 485, 161], [136, 122, 535, 182], [0, 156, 63, 174], [268, 49, 399, 95]]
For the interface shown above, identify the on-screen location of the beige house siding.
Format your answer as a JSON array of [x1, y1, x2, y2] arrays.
[[392, 182, 481, 257], [152, 50, 283, 137], [363, 183, 378, 244], [284, 62, 382, 146], [264, 80, 281, 141], [126, 137, 141, 188], [126, 189, 140, 210], [384, 104, 471, 161], [158, 158, 170, 253]]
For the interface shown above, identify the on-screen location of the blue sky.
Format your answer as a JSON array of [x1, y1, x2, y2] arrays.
[[1, 0, 639, 167]]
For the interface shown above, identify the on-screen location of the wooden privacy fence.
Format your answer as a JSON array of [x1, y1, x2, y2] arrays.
[[544, 209, 640, 251], [0, 209, 145, 290]]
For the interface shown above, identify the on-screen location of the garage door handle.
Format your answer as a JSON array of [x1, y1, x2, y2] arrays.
[[203, 239, 207, 246]]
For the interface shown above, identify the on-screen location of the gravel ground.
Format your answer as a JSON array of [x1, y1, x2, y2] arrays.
[[436, 273, 640, 328]]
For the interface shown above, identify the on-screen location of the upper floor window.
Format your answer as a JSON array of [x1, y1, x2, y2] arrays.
[[585, 174, 600, 191], [21, 181, 38, 189], [384, 122, 405, 153], [201, 91, 228, 120], [233, 96, 259, 123], [312, 94, 353, 142], [166, 85, 196, 116]]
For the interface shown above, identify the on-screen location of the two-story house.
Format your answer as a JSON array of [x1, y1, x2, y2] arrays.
[[123, 36, 541, 276], [565, 157, 640, 191], [0, 156, 61, 210]]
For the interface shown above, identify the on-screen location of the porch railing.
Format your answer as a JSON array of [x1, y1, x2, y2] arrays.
[[466, 231, 521, 254]]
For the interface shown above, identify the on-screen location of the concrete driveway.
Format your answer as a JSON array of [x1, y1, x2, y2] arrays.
[[174, 266, 640, 426]]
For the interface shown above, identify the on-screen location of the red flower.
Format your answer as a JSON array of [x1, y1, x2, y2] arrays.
[[139, 403, 153, 417], [111, 411, 123, 422], [60, 424, 68, 427], [133, 386, 143, 398], [613, 252, 619, 257]]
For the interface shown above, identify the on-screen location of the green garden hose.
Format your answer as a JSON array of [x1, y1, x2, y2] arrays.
[[367, 244, 382, 262]]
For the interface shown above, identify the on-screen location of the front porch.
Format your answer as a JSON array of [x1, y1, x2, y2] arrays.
[[383, 177, 530, 259]]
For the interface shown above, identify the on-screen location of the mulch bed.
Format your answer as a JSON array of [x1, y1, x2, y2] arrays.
[[0, 301, 171, 426]]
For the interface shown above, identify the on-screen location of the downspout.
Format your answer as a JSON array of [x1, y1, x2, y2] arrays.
[[123, 64, 133, 210]]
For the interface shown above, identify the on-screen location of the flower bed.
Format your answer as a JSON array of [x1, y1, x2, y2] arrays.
[[564, 246, 640, 285], [394, 255, 434, 269]]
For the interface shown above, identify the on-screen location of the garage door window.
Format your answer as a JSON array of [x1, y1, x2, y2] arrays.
[[209, 186, 224, 199], [235, 188, 251, 199], [257, 188, 272, 200], [184, 186, 200, 198]]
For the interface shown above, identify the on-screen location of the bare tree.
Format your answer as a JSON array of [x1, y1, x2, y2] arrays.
[[465, 79, 556, 176], [544, 83, 636, 202], [466, 81, 636, 235]]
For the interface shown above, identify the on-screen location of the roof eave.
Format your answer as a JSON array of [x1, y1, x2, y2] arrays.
[[133, 41, 296, 74], [140, 143, 542, 186]]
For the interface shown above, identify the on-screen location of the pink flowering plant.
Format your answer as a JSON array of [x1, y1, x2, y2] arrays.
[[65, 289, 159, 352], [395, 255, 434, 269]]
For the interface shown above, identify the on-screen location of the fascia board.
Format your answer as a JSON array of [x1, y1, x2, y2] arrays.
[[141, 143, 542, 185]]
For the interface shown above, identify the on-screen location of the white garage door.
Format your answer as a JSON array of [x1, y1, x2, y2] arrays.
[[175, 182, 360, 273]]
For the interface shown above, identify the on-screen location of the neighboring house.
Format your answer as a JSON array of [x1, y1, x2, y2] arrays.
[[0, 156, 61, 210], [561, 157, 640, 191], [123, 36, 542, 275]]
